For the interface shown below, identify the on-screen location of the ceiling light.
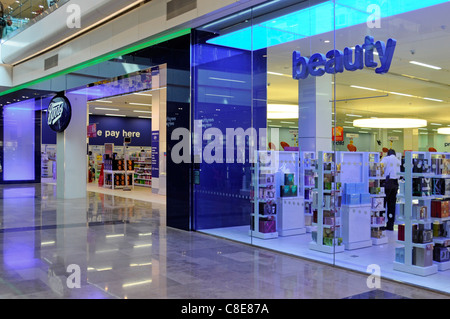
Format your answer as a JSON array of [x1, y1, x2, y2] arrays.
[[129, 103, 152, 106], [267, 104, 298, 119], [280, 121, 296, 124], [346, 114, 363, 117], [95, 107, 120, 111], [423, 97, 444, 102], [350, 85, 379, 92], [133, 110, 152, 113], [430, 123, 442, 126], [353, 118, 427, 128], [133, 93, 153, 96], [389, 91, 413, 97], [105, 114, 126, 117], [409, 61, 442, 70], [138, 116, 152, 119], [94, 100, 113, 103], [437, 128, 450, 134]]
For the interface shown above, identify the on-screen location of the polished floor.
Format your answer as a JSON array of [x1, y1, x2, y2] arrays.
[[0, 183, 448, 299]]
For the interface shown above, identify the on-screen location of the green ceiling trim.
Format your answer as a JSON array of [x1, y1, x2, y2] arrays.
[[0, 27, 191, 97]]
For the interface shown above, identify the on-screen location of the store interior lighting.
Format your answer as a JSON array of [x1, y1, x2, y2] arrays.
[[353, 118, 427, 129], [437, 128, 450, 134]]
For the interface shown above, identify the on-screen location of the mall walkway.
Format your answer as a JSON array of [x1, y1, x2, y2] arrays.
[[0, 183, 448, 299]]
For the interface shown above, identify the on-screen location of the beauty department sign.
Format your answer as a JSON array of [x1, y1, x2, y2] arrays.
[[292, 36, 397, 79]]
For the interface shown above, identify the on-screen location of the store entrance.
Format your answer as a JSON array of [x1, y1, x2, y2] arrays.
[[40, 65, 167, 200], [87, 90, 154, 194]]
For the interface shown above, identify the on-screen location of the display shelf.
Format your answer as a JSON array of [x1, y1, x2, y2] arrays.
[[103, 170, 135, 190], [309, 151, 344, 254], [393, 151, 439, 276], [251, 151, 304, 239], [133, 157, 152, 188]]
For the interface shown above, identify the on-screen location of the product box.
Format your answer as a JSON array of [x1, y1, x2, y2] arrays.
[[398, 224, 405, 241], [413, 244, 433, 267], [433, 246, 450, 262], [346, 194, 360, 205], [280, 185, 298, 197], [371, 197, 384, 210], [259, 218, 276, 233], [371, 228, 384, 238], [259, 202, 276, 215], [284, 173, 295, 185], [360, 193, 371, 205], [311, 231, 318, 243], [431, 158, 443, 175], [395, 247, 405, 264], [432, 178, 445, 195]]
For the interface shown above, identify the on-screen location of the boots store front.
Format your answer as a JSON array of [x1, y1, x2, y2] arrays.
[[0, 0, 449, 294]]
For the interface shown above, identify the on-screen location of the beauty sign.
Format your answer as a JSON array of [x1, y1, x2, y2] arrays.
[[292, 36, 397, 79]]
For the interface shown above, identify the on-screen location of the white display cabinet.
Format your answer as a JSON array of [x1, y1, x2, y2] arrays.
[[251, 151, 304, 239], [309, 151, 344, 254], [365, 152, 388, 245], [394, 151, 439, 276], [337, 151, 373, 250], [299, 151, 316, 233]]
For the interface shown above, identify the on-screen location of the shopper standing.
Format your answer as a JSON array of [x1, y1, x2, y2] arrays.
[[381, 149, 401, 231]]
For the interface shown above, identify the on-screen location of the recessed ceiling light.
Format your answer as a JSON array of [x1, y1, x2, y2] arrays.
[[409, 61, 442, 70], [138, 116, 152, 119], [437, 128, 450, 134], [133, 93, 153, 96], [129, 103, 152, 106], [133, 110, 152, 113], [353, 118, 427, 128], [346, 114, 363, 117], [95, 107, 120, 111], [389, 91, 413, 97], [105, 114, 126, 117], [430, 123, 442, 126], [94, 100, 113, 103], [423, 97, 444, 102], [350, 85, 379, 91]]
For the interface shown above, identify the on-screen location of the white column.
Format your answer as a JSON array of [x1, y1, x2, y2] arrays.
[[56, 92, 88, 199], [298, 74, 332, 154]]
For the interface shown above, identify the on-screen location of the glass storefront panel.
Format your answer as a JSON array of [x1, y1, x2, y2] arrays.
[[332, 0, 450, 290], [193, 0, 450, 293]]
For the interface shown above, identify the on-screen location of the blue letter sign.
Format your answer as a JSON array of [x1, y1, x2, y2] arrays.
[[293, 36, 397, 80]]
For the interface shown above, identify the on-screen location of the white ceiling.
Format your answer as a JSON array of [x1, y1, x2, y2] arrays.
[[88, 90, 152, 119], [265, 2, 450, 132]]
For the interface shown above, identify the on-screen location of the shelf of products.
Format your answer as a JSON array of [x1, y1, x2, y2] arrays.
[[103, 170, 135, 189], [251, 151, 305, 239], [309, 151, 345, 254], [394, 151, 450, 276], [133, 155, 152, 188], [366, 152, 388, 245], [300, 151, 316, 233]]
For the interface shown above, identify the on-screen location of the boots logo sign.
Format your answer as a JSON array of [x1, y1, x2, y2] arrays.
[[47, 95, 72, 133]]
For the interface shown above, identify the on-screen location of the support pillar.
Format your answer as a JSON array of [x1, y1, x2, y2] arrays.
[[298, 74, 332, 154], [56, 92, 88, 199]]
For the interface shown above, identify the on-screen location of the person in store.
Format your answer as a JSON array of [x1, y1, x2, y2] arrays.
[[381, 149, 401, 231]]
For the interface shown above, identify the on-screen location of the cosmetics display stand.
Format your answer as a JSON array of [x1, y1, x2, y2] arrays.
[[251, 151, 304, 239], [309, 151, 344, 254], [394, 151, 438, 276], [300, 151, 316, 233]]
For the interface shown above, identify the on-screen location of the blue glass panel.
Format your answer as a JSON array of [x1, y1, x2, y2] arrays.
[[207, 0, 448, 51], [192, 30, 267, 230], [3, 100, 36, 181]]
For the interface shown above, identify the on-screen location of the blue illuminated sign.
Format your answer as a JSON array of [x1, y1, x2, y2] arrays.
[[292, 36, 397, 79], [47, 95, 72, 133]]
